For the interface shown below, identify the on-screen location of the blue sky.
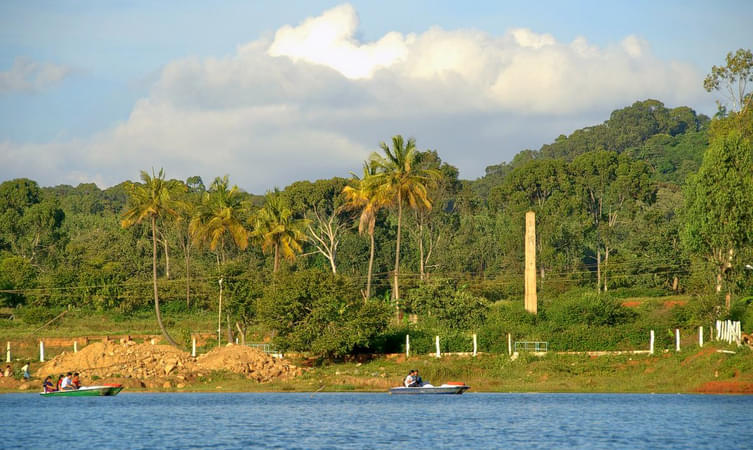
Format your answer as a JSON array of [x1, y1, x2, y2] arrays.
[[1, 1, 751, 192]]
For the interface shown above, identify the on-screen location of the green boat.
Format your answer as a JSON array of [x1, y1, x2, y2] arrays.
[[40, 384, 124, 397]]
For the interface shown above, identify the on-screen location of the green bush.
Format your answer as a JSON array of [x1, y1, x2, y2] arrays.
[[257, 269, 391, 358], [16, 306, 62, 325], [403, 280, 488, 330], [729, 296, 753, 332], [545, 292, 637, 327], [685, 294, 725, 326]]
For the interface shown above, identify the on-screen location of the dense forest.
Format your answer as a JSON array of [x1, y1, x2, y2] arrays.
[[2, 51, 752, 357]]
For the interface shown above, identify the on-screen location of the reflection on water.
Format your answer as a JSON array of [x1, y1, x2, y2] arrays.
[[2, 393, 752, 449]]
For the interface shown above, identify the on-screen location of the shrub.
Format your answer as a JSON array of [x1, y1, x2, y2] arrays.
[[257, 270, 391, 358], [685, 294, 725, 326], [729, 296, 753, 332], [16, 306, 61, 325], [404, 280, 489, 330], [545, 292, 637, 327]]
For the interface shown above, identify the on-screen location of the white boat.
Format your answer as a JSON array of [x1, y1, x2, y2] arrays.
[[389, 383, 470, 395]]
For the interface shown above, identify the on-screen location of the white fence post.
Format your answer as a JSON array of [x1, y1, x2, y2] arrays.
[[435, 336, 440, 358], [507, 333, 512, 355], [39, 341, 45, 362], [649, 330, 655, 355], [699, 326, 703, 348], [472, 333, 477, 357], [5, 342, 10, 363], [405, 335, 410, 358], [675, 329, 680, 352], [73, 341, 78, 353], [192, 337, 197, 357]]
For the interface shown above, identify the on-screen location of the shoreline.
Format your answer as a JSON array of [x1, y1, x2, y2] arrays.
[[2, 342, 751, 395]]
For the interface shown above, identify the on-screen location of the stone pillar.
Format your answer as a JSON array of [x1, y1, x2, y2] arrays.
[[525, 211, 537, 314]]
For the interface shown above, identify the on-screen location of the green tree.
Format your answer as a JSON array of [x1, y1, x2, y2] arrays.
[[252, 189, 308, 273], [121, 169, 181, 347], [189, 176, 250, 344], [190, 176, 249, 264], [283, 178, 349, 274], [256, 270, 391, 358], [571, 151, 654, 291], [704, 48, 753, 113], [369, 135, 440, 311], [683, 131, 753, 306], [492, 158, 583, 286], [342, 161, 385, 299]]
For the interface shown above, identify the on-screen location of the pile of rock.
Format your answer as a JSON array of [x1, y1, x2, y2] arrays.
[[197, 345, 302, 382], [35, 341, 302, 385], [36, 341, 196, 380]]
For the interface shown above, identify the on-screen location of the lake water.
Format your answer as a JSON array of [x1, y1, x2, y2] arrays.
[[2, 392, 751, 448]]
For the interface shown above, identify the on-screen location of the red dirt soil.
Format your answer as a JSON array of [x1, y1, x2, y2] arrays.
[[663, 300, 687, 308], [621, 301, 641, 308]]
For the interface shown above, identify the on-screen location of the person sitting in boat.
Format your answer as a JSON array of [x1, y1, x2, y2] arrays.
[[60, 372, 76, 390], [403, 370, 416, 387], [43, 376, 56, 393], [56, 374, 64, 390], [413, 370, 424, 387], [72, 373, 81, 389]]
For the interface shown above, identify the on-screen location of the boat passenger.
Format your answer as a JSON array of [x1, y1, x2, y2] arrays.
[[72, 373, 81, 389], [43, 376, 56, 393], [56, 374, 64, 390], [60, 372, 75, 390], [403, 370, 414, 387], [413, 370, 424, 387]]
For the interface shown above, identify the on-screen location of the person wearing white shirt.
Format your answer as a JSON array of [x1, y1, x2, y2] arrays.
[[403, 370, 415, 387], [60, 372, 75, 390]]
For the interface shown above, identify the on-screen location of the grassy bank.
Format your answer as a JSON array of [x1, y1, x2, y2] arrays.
[[5, 345, 750, 395], [257, 346, 753, 394], [2, 294, 751, 395]]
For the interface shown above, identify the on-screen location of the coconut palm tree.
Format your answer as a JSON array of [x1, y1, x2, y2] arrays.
[[252, 189, 309, 272], [369, 135, 440, 315], [121, 168, 180, 347], [189, 175, 249, 262], [189, 176, 249, 346], [342, 161, 384, 300]]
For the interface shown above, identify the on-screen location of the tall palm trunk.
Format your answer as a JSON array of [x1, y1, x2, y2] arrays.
[[163, 237, 170, 279], [393, 191, 402, 318], [274, 243, 280, 273], [418, 218, 425, 281], [185, 251, 191, 308], [152, 217, 178, 346], [366, 230, 375, 301]]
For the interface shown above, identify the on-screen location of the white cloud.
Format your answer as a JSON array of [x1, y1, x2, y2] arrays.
[[0, 3, 707, 192], [0, 57, 70, 94], [268, 4, 410, 79]]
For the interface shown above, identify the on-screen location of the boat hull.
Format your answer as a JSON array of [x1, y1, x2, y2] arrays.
[[41, 385, 123, 397], [389, 385, 470, 395]]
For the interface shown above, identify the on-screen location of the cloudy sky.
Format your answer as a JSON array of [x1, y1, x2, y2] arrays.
[[1, 1, 751, 193]]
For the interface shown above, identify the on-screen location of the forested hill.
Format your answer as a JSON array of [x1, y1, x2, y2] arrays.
[[475, 99, 710, 196], [1, 96, 751, 338]]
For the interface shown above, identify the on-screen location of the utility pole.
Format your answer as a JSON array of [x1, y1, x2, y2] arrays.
[[525, 211, 537, 314]]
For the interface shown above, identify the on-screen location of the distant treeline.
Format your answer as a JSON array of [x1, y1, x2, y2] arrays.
[[1, 97, 752, 355]]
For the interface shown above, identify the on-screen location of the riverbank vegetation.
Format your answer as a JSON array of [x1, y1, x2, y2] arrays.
[[1, 49, 752, 364]]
